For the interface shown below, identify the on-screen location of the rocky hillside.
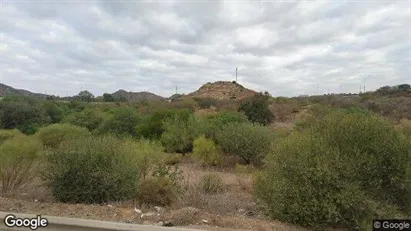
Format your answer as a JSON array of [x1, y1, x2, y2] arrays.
[[0, 83, 48, 98], [111, 89, 165, 102], [187, 81, 257, 100]]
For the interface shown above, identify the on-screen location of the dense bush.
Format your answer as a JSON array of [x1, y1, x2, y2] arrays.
[[43, 136, 140, 204], [135, 109, 189, 140], [0, 96, 50, 134], [216, 123, 273, 165], [238, 92, 274, 125], [0, 129, 22, 145], [199, 173, 224, 194], [95, 107, 140, 137], [161, 113, 199, 153], [192, 135, 222, 166], [255, 109, 411, 229], [197, 111, 248, 142], [63, 108, 105, 131], [43, 101, 65, 124], [0, 134, 42, 195], [35, 124, 91, 149]]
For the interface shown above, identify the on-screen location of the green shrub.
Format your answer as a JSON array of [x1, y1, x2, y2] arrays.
[[238, 92, 274, 125], [135, 109, 187, 140], [161, 113, 199, 153], [123, 139, 165, 180], [255, 109, 411, 229], [0, 135, 42, 195], [199, 173, 224, 194], [95, 107, 140, 137], [216, 123, 273, 165], [193, 135, 222, 166], [35, 124, 91, 149], [42, 136, 140, 204], [63, 108, 104, 131], [137, 177, 177, 206], [43, 101, 64, 123], [0, 129, 22, 145], [197, 111, 248, 142]]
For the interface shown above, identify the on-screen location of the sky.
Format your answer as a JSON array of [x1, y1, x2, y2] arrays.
[[1, 0, 410, 98]]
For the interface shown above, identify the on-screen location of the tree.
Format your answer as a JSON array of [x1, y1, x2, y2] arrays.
[[103, 93, 115, 102], [77, 90, 94, 102], [398, 84, 411, 92], [238, 92, 274, 125]]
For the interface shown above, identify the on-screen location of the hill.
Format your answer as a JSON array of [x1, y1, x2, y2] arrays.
[[0, 83, 49, 99], [111, 89, 165, 102], [186, 81, 257, 100]]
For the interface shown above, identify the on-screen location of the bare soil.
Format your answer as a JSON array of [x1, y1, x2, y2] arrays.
[[0, 160, 307, 231]]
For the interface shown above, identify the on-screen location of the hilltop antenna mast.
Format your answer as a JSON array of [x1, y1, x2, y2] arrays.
[[235, 67, 238, 82], [176, 86, 178, 95]]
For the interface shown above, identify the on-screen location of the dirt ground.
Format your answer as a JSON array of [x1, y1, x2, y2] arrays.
[[0, 160, 308, 231]]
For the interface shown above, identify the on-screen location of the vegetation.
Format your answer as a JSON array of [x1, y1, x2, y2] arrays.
[[192, 135, 222, 166], [216, 122, 273, 165], [255, 109, 411, 229], [43, 136, 140, 204], [0, 134, 43, 195], [35, 124, 91, 149], [199, 173, 224, 194], [1, 82, 411, 230], [238, 92, 274, 125], [160, 112, 199, 153]]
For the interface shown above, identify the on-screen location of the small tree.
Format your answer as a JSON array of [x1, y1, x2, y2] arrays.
[[238, 93, 274, 125], [77, 90, 94, 102], [103, 93, 115, 102], [398, 84, 411, 92]]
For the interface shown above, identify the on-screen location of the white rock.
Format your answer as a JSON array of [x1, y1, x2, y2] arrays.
[[108, 205, 113, 208], [140, 212, 155, 219], [157, 221, 164, 226], [154, 206, 162, 212], [202, 219, 209, 223], [134, 208, 142, 214]]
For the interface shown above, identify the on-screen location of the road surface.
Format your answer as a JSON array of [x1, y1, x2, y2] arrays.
[[0, 212, 204, 231]]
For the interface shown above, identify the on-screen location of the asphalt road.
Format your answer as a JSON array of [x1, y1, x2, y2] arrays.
[[0, 212, 204, 231]]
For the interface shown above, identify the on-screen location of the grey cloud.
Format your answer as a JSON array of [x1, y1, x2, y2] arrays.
[[1, 0, 410, 97]]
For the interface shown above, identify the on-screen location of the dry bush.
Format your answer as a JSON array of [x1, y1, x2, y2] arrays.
[[199, 173, 225, 194], [0, 135, 43, 196], [137, 177, 177, 206], [271, 101, 300, 122], [163, 154, 182, 166]]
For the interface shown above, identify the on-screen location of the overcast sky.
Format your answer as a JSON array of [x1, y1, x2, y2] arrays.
[[1, 0, 410, 97]]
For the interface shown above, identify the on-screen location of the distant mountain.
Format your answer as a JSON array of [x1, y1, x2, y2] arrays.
[[111, 89, 165, 102], [0, 83, 49, 99], [186, 81, 257, 100]]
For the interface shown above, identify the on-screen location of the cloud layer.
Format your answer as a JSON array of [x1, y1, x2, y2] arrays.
[[1, 0, 410, 97]]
